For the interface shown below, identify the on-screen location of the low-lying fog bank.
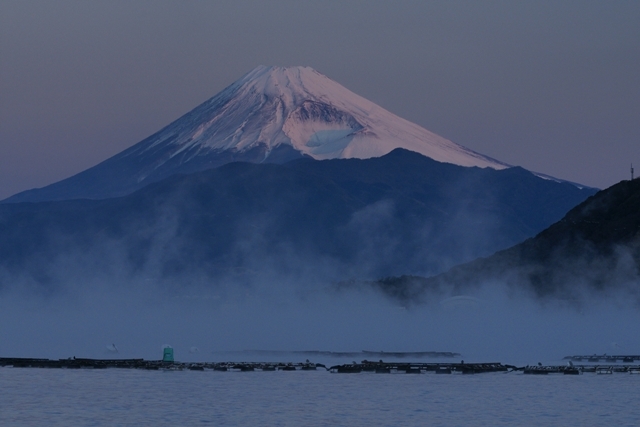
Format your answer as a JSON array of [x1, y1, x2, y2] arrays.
[[1, 276, 638, 368]]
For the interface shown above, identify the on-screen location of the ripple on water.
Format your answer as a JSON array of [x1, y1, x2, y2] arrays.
[[1, 368, 639, 426]]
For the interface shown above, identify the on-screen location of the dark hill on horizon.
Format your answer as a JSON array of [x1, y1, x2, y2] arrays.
[[371, 177, 640, 303], [0, 149, 596, 291]]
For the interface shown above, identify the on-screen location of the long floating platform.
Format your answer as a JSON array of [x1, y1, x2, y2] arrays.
[[2, 357, 639, 374], [328, 361, 512, 374], [0, 357, 323, 371], [328, 361, 637, 374], [563, 354, 640, 363], [521, 365, 640, 375]]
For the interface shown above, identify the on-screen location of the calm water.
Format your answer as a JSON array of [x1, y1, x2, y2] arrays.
[[2, 367, 639, 426]]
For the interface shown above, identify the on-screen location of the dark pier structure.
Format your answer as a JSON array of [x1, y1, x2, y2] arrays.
[[0, 357, 510, 374], [0, 357, 323, 371], [2, 356, 639, 375], [521, 364, 640, 375]]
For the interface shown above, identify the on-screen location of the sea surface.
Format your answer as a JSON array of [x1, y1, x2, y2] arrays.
[[2, 366, 639, 426]]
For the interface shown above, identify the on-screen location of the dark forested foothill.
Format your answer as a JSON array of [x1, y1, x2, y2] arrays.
[[371, 178, 640, 303], [0, 150, 595, 290]]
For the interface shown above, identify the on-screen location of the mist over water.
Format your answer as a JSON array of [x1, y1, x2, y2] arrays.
[[0, 155, 617, 370], [2, 270, 639, 367]]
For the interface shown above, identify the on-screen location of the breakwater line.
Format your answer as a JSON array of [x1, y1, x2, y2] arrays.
[[3, 357, 640, 374], [0, 357, 322, 371]]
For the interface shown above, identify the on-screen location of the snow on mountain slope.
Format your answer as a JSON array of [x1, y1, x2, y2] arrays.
[[4, 65, 513, 203], [138, 65, 508, 169]]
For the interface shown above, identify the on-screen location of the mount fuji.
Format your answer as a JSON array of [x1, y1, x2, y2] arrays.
[[0, 65, 601, 287], [5, 65, 510, 203]]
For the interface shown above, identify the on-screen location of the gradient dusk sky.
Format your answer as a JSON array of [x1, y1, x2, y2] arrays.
[[1, 0, 638, 199]]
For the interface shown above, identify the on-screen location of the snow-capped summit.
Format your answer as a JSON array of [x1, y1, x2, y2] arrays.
[[4, 65, 509, 203], [143, 65, 507, 168]]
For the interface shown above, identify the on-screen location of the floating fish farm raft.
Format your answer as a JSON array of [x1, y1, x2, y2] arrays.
[[521, 365, 640, 375], [563, 354, 640, 363], [2, 357, 640, 374], [0, 357, 321, 371], [328, 361, 511, 374]]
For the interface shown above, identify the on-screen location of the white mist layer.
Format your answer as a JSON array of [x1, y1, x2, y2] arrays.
[[1, 278, 638, 367]]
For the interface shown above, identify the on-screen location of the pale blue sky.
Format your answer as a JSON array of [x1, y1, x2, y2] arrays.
[[1, 0, 639, 198]]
